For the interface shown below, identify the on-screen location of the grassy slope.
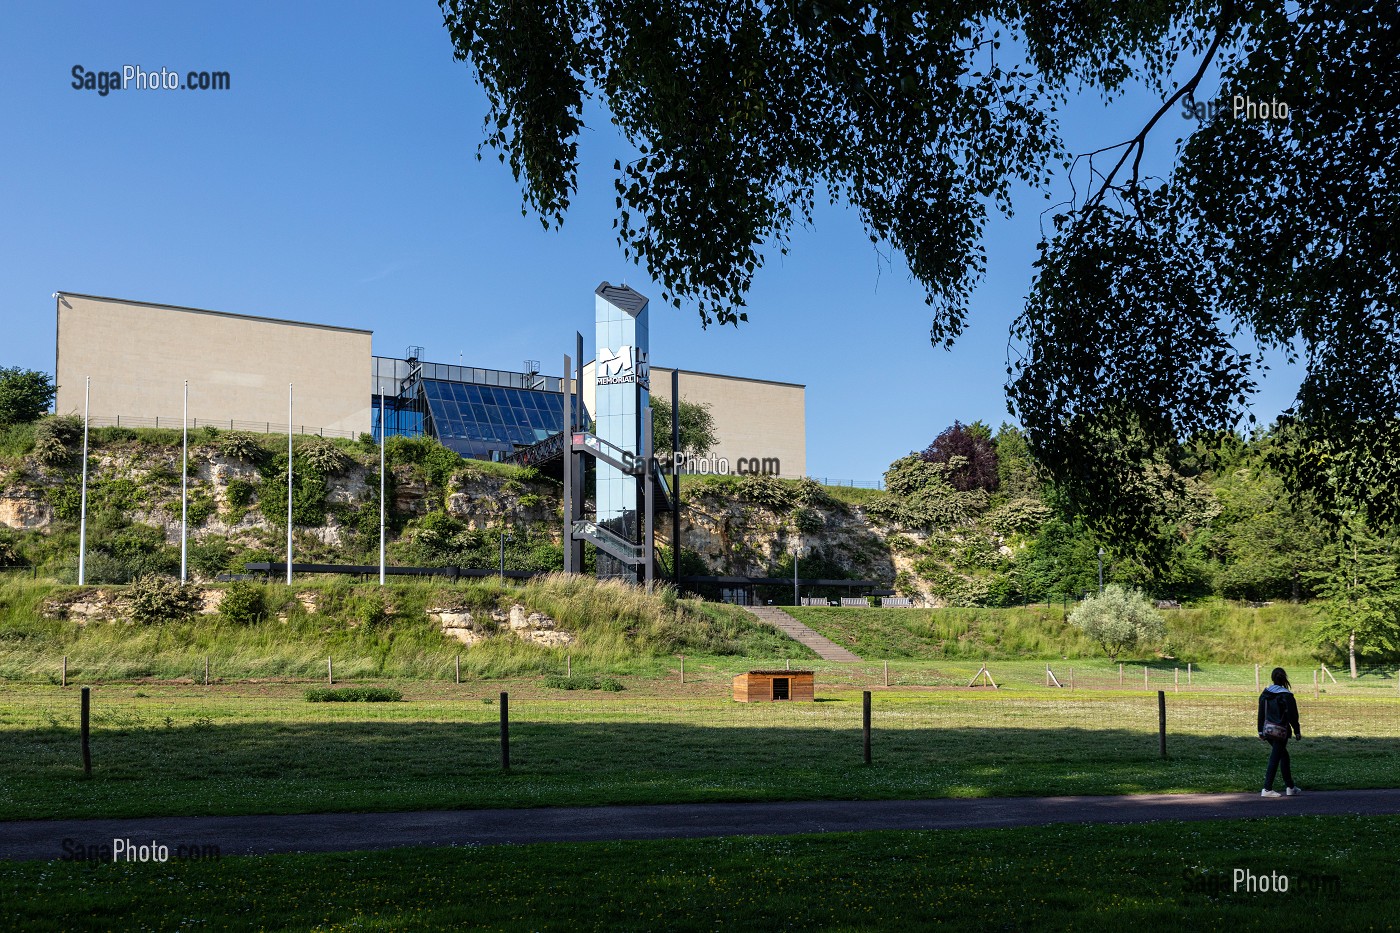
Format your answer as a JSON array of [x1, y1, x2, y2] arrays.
[[4, 685, 1398, 820], [0, 575, 813, 683], [787, 603, 1326, 666], [0, 817, 1386, 931]]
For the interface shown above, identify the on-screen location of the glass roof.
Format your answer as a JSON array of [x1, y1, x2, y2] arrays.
[[421, 379, 568, 459]]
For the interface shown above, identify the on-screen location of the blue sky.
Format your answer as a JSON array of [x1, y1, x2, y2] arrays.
[[0, 2, 1300, 481]]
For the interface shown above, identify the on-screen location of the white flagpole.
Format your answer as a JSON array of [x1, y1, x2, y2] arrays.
[[180, 380, 188, 582], [78, 376, 90, 585], [379, 390, 386, 586], [286, 383, 293, 586]]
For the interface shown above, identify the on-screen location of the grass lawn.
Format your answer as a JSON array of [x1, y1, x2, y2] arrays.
[[786, 603, 1329, 667], [0, 816, 1388, 931], [3, 683, 1398, 821]]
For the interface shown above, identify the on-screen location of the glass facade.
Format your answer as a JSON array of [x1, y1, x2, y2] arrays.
[[422, 379, 565, 460], [593, 285, 649, 579], [371, 355, 572, 460]]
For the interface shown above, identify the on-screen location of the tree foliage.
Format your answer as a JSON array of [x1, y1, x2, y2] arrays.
[[1310, 521, 1400, 676], [0, 368, 56, 427], [651, 395, 717, 458], [441, 1, 1399, 555], [1069, 584, 1166, 661], [922, 421, 998, 492]]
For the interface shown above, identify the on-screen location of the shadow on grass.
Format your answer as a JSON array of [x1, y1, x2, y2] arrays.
[[6, 718, 1400, 821]]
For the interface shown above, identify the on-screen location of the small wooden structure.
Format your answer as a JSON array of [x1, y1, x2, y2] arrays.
[[733, 670, 815, 702]]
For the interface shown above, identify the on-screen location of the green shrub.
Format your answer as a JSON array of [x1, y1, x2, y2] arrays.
[[543, 674, 624, 691], [298, 438, 351, 475], [215, 432, 267, 464], [386, 435, 462, 487], [128, 574, 202, 625], [0, 421, 37, 459], [1069, 584, 1167, 661], [33, 415, 82, 467], [185, 493, 217, 526], [188, 536, 239, 577], [304, 686, 403, 702], [224, 479, 256, 510], [218, 581, 266, 625]]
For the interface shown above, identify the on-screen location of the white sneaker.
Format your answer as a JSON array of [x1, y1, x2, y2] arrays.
[[1261, 789, 1282, 797], [1286, 786, 1302, 796]]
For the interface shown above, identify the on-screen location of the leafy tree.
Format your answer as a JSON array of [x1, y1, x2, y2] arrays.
[[1310, 522, 1400, 679], [650, 395, 717, 458], [441, 2, 1399, 554], [1206, 460, 1325, 601], [0, 368, 56, 427], [1069, 584, 1166, 661], [921, 421, 998, 492], [870, 454, 985, 529], [993, 424, 1039, 499]]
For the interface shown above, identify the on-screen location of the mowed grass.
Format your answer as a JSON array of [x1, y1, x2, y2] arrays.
[[787, 602, 1327, 666], [3, 683, 1398, 821], [1, 817, 1389, 931]]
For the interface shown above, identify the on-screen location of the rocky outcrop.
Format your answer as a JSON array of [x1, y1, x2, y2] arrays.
[[0, 491, 52, 531], [427, 602, 576, 647]]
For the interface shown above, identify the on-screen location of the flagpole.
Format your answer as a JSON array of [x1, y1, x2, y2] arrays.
[[78, 376, 90, 585], [180, 379, 188, 582], [379, 390, 386, 586], [286, 383, 293, 586]]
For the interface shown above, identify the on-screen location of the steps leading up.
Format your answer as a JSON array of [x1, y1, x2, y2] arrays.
[[743, 606, 862, 662]]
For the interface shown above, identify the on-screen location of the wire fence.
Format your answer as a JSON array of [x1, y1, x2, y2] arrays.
[[82, 415, 361, 439]]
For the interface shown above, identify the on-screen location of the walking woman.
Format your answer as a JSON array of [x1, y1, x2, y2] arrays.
[[1258, 667, 1302, 797]]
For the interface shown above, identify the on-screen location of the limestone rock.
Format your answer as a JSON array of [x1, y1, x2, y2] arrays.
[[0, 493, 53, 531], [516, 628, 576, 647]]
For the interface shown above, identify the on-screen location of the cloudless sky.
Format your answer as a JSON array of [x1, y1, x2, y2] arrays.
[[0, 2, 1301, 481]]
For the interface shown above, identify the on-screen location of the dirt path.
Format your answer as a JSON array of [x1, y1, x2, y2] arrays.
[[6, 789, 1398, 862]]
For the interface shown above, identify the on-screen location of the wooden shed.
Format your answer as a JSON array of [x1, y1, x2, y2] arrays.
[[733, 670, 815, 702]]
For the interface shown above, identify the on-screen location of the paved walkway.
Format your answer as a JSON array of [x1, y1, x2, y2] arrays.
[[745, 605, 862, 661], [5, 789, 1398, 861]]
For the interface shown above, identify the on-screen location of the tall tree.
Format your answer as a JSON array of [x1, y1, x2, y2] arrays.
[[0, 367, 56, 427], [1310, 520, 1400, 679], [921, 421, 998, 492], [440, 1, 1398, 556], [651, 395, 717, 458]]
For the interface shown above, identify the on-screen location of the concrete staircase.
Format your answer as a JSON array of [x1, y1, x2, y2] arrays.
[[743, 605, 862, 662]]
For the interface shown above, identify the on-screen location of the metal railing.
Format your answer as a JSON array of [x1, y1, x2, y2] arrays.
[[82, 416, 360, 439]]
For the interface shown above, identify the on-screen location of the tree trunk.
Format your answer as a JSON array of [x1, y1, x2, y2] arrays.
[[1350, 629, 1358, 679]]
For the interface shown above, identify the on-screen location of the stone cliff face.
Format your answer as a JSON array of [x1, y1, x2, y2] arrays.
[[0, 439, 969, 599]]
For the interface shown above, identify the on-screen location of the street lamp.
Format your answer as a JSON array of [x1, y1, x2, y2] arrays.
[[1097, 547, 1105, 595], [793, 536, 801, 607]]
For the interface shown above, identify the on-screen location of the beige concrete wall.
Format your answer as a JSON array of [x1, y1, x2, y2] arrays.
[[582, 362, 806, 477], [55, 294, 372, 436]]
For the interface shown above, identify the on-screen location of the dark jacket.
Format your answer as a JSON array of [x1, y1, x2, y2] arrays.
[[1258, 686, 1301, 738]]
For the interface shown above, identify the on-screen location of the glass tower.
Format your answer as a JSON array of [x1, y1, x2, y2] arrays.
[[593, 283, 649, 580]]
